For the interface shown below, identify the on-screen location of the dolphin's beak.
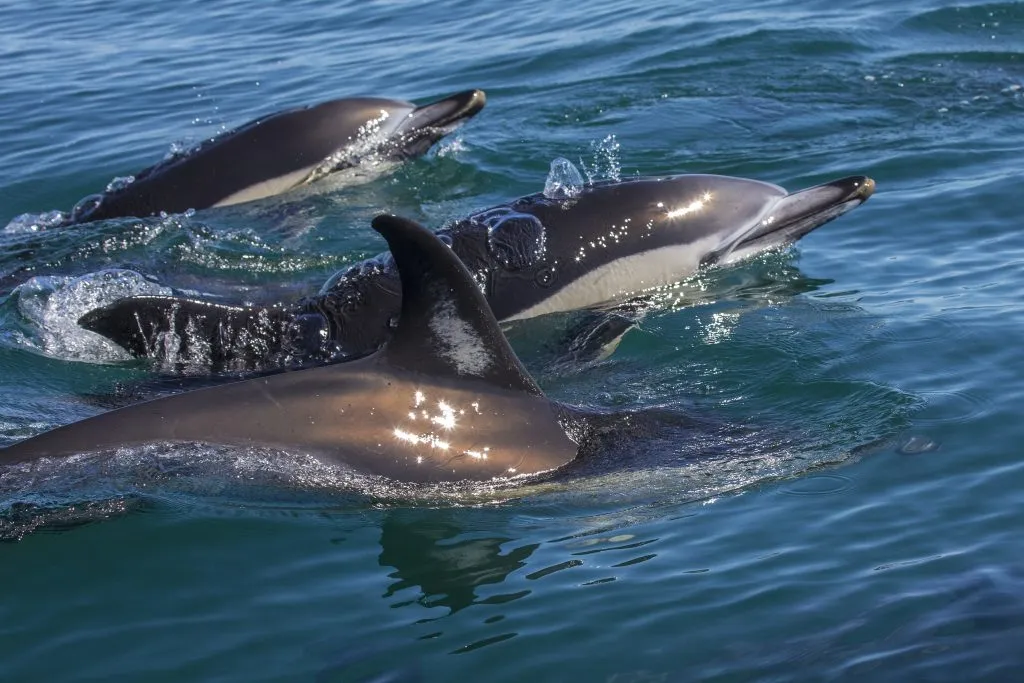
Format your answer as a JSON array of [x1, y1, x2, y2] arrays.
[[773, 175, 874, 226], [730, 175, 875, 257], [388, 89, 486, 158], [397, 89, 487, 136]]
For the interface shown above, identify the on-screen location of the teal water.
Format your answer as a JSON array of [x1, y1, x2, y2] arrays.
[[2, 0, 1023, 680]]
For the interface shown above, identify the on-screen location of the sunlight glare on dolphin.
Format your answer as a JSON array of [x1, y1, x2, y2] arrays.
[[662, 191, 713, 219]]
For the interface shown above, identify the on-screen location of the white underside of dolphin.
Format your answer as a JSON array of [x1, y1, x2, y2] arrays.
[[505, 235, 724, 321]]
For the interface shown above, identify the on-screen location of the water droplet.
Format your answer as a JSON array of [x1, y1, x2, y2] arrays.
[[578, 134, 622, 184], [543, 157, 585, 199]]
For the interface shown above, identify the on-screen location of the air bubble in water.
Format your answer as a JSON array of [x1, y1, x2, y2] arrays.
[[543, 157, 585, 199]]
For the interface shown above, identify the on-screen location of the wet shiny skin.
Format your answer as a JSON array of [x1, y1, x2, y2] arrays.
[[0, 355, 577, 482]]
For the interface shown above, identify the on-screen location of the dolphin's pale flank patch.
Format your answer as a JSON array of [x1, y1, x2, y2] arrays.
[[428, 299, 493, 377]]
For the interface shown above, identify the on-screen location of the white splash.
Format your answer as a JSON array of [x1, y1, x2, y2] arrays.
[[3, 210, 69, 234], [579, 134, 622, 184], [304, 108, 402, 184], [12, 269, 173, 362], [436, 135, 466, 158]]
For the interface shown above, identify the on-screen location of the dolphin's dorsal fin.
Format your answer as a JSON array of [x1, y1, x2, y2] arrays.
[[372, 214, 543, 396]]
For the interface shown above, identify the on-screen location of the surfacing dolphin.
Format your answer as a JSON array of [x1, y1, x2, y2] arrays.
[[65, 89, 486, 224], [1, 214, 582, 481], [79, 173, 874, 371]]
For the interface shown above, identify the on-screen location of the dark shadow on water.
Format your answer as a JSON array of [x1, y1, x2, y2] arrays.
[[378, 509, 538, 616]]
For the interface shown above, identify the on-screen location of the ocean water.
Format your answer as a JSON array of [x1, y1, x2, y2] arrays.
[[1, 0, 1023, 680]]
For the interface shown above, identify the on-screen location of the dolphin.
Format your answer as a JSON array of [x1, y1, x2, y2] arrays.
[[0, 214, 580, 482], [79, 173, 875, 370], [66, 89, 487, 223]]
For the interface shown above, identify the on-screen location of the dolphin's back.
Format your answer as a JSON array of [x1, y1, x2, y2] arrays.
[[0, 358, 574, 483], [79, 98, 416, 221], [3, 214, 579, 483]]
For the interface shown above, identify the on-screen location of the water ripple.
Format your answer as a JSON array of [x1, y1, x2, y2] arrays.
[[1, 0, 1023, 680]]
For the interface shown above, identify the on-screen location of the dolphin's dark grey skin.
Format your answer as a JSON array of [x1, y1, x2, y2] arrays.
[[79, 173, 875, 371], [66, 89, 486, 223], [1, 214, 580, 482]]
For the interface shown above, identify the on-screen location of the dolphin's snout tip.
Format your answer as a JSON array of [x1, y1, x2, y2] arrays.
[[447, 89, 487, 118], [463, 89, 487, 115], [826, 175, 875, 202], [858, 177, 876, 200]]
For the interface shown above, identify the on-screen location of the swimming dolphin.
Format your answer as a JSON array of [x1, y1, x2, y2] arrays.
[[66, 89, 487, 223], [1, 214, 580, 482], [79, 173, 875, 370]]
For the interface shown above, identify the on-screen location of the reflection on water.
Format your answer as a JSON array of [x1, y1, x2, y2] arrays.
[[378, 510, 537, 616]]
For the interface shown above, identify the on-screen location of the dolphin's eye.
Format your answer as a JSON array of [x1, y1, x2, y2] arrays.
[[535, 264, 558, 287], [486, 212, 546, 271]]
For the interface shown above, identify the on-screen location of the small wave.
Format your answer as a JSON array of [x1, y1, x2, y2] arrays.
[[901, 2, 1024, 36], [779, 473, 855, 496], [435, 134, 467, 158], [912, 389, 992, 426], [3, 210, 70, 234], [0, 439, 545, 540]]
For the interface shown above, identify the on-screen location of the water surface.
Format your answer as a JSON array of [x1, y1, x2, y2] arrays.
[[1, 0, 1023, 680]]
